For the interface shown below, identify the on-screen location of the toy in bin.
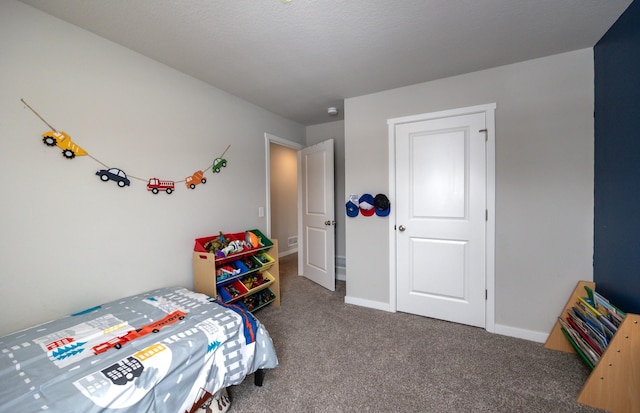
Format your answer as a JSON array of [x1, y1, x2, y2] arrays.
[[226, 285, 242, 298], [216, 260, 249, 282], [203, 231, 262, 258], [243, 289, 276, 311], [254, 252, 274, 265], [245, 231, 260, 248], [218, 280, 248, 302], [242, 273, 266, 290], [242, 256, 261, 271], [216, 264, 240, 281]]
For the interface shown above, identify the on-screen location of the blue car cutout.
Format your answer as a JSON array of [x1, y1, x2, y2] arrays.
[[96, 168, 131, 187]]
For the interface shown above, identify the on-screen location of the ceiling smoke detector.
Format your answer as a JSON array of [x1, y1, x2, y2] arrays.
[[327, 107, 339, 116]]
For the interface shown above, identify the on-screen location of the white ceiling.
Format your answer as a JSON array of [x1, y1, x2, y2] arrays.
[[18, 0, 632, 125]]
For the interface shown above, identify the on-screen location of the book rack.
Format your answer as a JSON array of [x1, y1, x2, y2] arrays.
[[545, 280, 639, 413]]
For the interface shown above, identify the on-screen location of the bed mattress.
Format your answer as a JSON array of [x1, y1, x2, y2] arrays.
[[0, 286, 278, 412]]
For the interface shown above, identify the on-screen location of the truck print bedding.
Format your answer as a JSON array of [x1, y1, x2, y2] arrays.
[[0, 286, 278, 413]]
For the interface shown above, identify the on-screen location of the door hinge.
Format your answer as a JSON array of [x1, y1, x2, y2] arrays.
[[479, 129, 488, 141], [485, 209, 488, 221], [485, 289, 488, 300]]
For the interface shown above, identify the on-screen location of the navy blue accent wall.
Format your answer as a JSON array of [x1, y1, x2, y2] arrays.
[[594, 0, 640, 313]]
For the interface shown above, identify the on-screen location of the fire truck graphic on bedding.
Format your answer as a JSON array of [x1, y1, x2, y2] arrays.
[[92, 311, 185, 355], [46, 337, 75, 351], [147, 178, 175, 194]]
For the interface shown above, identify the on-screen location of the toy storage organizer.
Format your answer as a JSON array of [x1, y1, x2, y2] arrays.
[[544, 280, 639, 413], [193, 229, 280, 312]]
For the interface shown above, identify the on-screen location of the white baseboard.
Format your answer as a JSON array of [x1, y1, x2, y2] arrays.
[[343, 297, 548, 343], [337, 258, 545, 344], [344, 296, 391, 312], [278, 248, 298, 258], [494, 323, 549, 343]]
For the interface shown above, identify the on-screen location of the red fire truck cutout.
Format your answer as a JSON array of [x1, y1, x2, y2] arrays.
[[147, 178, 175, 194], [92, 310, 185, 355]]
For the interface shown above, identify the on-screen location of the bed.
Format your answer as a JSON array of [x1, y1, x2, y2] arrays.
[[0, 286, 278, 412]]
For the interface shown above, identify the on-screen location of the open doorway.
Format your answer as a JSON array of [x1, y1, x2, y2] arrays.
[[264, 132, 337, 290], [264, 133, 303, 259]]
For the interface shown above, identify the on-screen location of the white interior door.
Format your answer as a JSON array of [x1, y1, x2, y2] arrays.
[[299, 139, 335, 291], [395, 111, 487, 327]]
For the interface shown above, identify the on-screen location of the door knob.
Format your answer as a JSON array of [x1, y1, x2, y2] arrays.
[[398, 225, 406, 232]]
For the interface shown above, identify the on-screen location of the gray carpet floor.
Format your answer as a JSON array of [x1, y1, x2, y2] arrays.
[[227, 254, 604, 413]]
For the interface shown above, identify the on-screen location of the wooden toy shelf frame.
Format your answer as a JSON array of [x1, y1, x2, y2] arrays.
[[193, 239, 281, 310], [544, 280, 639, 413]]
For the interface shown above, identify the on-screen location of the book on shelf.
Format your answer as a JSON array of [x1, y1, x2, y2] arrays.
[[558, 285, 627, 370], [586, 286, 626, 329], [566, 310, 606, 354], [558, 318, 597, 369]]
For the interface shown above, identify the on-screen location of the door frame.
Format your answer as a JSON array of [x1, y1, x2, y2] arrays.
[[264, 132, 304, 242], [387, 103, 496, 333]]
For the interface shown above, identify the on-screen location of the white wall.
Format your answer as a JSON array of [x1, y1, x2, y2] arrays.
[[345, 49, 595, 338], [269, 143, 298, 256], [0, 0, 305, 336]]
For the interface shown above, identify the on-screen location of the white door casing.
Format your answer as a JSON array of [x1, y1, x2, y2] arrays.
[[300, 139, 336, 291], [388, 104, 496, 331], [264, 133, 303, 240]]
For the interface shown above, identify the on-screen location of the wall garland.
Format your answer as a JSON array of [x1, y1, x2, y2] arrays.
[[21, 98, 230, 195]]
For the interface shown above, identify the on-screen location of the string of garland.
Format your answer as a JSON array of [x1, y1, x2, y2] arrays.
[[21, 98, 230, 193]]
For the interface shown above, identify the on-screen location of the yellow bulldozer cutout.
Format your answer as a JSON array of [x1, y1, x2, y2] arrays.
[[42, 131, 87, 159]]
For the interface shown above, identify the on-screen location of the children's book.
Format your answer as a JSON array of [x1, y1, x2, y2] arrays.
[[574, 301, 608, 339], [558, 318, 597, 369], [565, 314, 604, 356], [584, 285, 626, 329], [568, 310, 608, 352], [558, 285, 630, 372]]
